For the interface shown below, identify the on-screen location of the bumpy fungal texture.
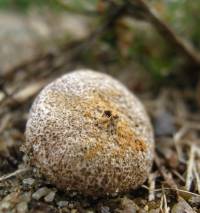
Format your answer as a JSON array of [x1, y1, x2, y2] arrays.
[[24, 70, 154, 197]]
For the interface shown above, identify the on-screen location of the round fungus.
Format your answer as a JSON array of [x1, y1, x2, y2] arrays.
[[24, 70, 154, 197]]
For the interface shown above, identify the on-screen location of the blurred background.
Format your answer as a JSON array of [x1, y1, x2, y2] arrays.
[[1, 0, 200, 212], [0, 0, 200, 87]]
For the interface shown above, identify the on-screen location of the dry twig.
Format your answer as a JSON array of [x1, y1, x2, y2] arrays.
[[126, 0, 200, 69], [159, 188, 170, 213], [148, 172, 157, 201], [142, 185, 200, 198], [0, 168, 30, 182], [193, 162, 200, 194], [155, 154, 178, 191], [185, 144, 195, 191], [173, 126, 188, 162]]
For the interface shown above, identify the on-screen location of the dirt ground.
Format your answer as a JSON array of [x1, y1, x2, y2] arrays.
[[0, 60, 200, 213]]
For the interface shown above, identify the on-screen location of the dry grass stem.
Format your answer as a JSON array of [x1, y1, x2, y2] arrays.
[[185, 144, 195, 191], [148, 173, 156, 201], [0, 168, 30, 182]]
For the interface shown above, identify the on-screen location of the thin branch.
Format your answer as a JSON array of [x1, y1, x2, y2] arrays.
[[159, 187, 170, 213], [142, 185, 200, 198], [193, 161, 200, 194], [56, 0, 99, 16], [154, 154, 178, 190], [173, 126, 188, 162], [163, 190, 170, 213], [148, 172, 156, 201], [185, 144, 195, 191], [173, 126, 188, 143], [159, 192, 164, 211], [0, 168, 30, 182], [126, 0, 200, 68], [172, 170, 185, 184]]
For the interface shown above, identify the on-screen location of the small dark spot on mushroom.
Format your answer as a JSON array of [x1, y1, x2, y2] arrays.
[[103, 110, 112, 118]]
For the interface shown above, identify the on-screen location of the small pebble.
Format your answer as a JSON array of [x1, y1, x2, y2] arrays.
[[0, 201, 11, 211], [68, 203, 75, 209], [32, 187, 50, 200], [144, 205, 149, 211], [101, 206, 110, 213], [44, 191, 56, 203], [172, 197, 195, 213], [118, 197, 139, 212], [20, 192, 31, 202], [0, 192, 20, 211], [57, 201, 69, 208], [23, 178, 35, 186], [16, 201, 28, 213], [189, 196, 200, 205]]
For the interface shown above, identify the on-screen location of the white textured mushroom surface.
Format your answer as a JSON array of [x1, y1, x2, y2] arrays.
[[24, 70, 154, 197]]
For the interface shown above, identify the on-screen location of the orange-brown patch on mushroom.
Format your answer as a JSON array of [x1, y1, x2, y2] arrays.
[[116, 120, 147, 154], [84, 143, 104, 160], [83, 91, 147, 160], [48, 90, 146, 161]]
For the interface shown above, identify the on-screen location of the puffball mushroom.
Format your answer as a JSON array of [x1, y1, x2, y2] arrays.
[[24, 70, 154, 197]]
